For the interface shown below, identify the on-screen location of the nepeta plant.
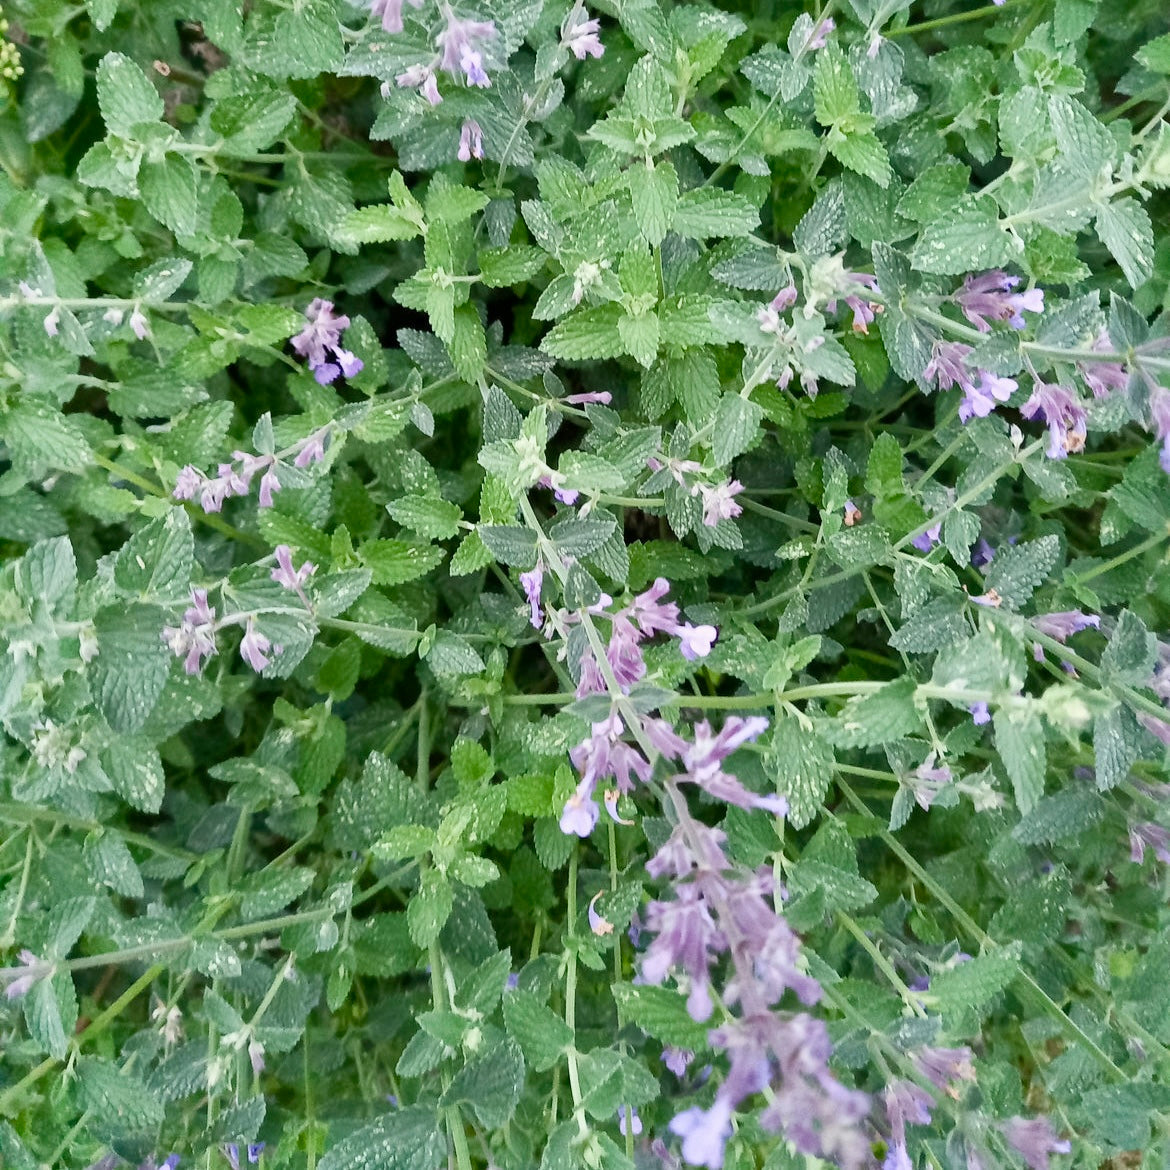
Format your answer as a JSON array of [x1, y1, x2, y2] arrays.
[[1, 1, 1170, 1169]]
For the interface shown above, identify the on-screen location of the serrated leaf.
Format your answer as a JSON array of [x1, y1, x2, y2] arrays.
[[830, 677, 923, 748], [387, 496, 462, 540], [911, 197, 1015, 275], [77, 1057, 165, 1130], [478, 525, 538, 567], [672, 188, 759, 239], [983, 535, 1059, 609], [91, 604, 170, 733], [96, 52, 163, 136], [503, 990, 573, 1071], [1095, 198, 1154, 289], [114, 510, 194, 602], [711, 394, 763, 466], [540, 305, 625, 361], [408, 870, 453, 948], [140, 156, 199, 238], [359, 539, 444, 586], [441, 1039, 525, 1129], [994, 708, 1046, 814], [629, 160, 678, 247], [317, 1106, 445, 1170], [610, 983, 710, 1049]]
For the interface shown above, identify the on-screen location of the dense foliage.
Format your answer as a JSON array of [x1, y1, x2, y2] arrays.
[[1, 1, 1170, 1168]]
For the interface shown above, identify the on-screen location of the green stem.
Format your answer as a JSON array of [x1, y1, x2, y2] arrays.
[[564, 846, 589, 1138], [887, 0, 1029, 36]]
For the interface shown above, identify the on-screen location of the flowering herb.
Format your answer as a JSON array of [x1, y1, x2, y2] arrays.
[[1, 2, 1169, 1169]]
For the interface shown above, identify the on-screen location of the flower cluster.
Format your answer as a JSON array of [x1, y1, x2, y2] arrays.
[[173, 425, 331, 514], [291, 298, 363, 385], [159, 547, 315, 677], [393, 10, 497, 103], [641, 743, 869, 1169], [922, 340, 1018, 423], [951, 271, 1044, 333]]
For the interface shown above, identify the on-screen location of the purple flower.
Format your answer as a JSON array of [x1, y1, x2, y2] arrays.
[[912, 1045, 976, 1091], [1081, 329, 1128, 399], [247, 1147, 264, 1165], [1129, 822, 1170, 865], [923, 340, 974, 393], [370, 0, 422, 33], [129, 306, 150, 340], [1020, 382, 1087, 459], [696, 480, 744, 526], [271, 545, 317, 595], [663, 1046, 695, 1076], [970, 701, 991, 725], [435, 15, 496, 85], [1030, 610, 1099, 642], [293, 427, 331, 469], [959, 370, 1016, 423], [675, 718, 783, 814], [564, 390, 613, 405], [519, 563, 544, 629], [1001, 1117, 1071, 1170], [565, 13, 603, 59], [1140, 713, 1170, 746], [669, 1099, 734, 1168], [677, 623, 717, 661], [292, 301, 362, 383], [457, 118, 484, 161], [258, 468, 281, 508], [4, 950, 48, 1000], [396, 64, 443, 104], [807, 16, 835, 49], [1152, 390, 1170, 474], [162, 587, 218, 675], [954, 272, 1044, 332], [883, 1079, 933, 1153], [173, 464, 204, 501], [240, 620, 272, 673], [910, 521, 942, 553], [43, 305, 60, 337], [560, 785, 600, 836], [617, 1105, 642, 1136]]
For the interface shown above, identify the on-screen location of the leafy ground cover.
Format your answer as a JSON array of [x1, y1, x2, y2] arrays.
[[1, 1, 1170, 1168]]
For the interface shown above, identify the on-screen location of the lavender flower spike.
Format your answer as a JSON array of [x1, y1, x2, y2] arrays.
[[457, 118, 484, 161], [1030, 610, 1100, 642], [271, 545, 317, 594], [669, 1099, 734, 1169], [291, 300, 363, 384], [565, 16, 604, 60], [162, 587, 218, 675], [435, 14, 496, 86], [1020, 382, 1087, 459], [1001, 1117, 1071, 1170]]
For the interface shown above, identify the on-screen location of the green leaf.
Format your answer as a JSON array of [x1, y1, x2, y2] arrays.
[[767, 718, 834, 829], [211, 90, 298, 156], [114, 510, 194, 602], [441, 1039, 525, 1129], [24, 973, 73, 1060], [618, 311, 660, 368], [317, 1106, 446, 1170], [83, 831, 144, 899], [76, 1056, 165, 1130], [829, 677, 923, 748], [830, 130, 892, 188], [1095, 198, 1154, 289], [449, 305, 487, 383], [478, 246, 546, 287], [1049, 94, 1115, 181], [610, 983, 710, 1049], [813, 43, 859, 126], [672, 189, 759, 239], [359, 539, 444, 586], [1137, 32, 1170, 74], [17, 537, 76, 610], [1, 398, 92, 476], [102, 738, 165, 812], [930, 952, 1020, 1022], [332, 205, 423, 250], [911, 197, 1016, 275], [407, 870, 453, 948], [140, 155, 199, 238], [91, 604, 171, 733], [503, 990, 573, 1071], [424, 631, 485, 676], [541, 305, 626, 361], [478, 525, 538, 567], [549, 514, 618, 558], [896, 163, 971, 223], [994, 707, 1046, 814], [711, 394, 763, 466], [387, 496, 462, 541], [86, 0, 119, 31], [628, 160, 678, 247], [983, 535, 1059, 609], [96, 52, 163, 136], [1100, 609, 1157, 684]]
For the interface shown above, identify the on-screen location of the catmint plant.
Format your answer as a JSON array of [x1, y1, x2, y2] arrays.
[[1, 1, 1170, 1169]]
